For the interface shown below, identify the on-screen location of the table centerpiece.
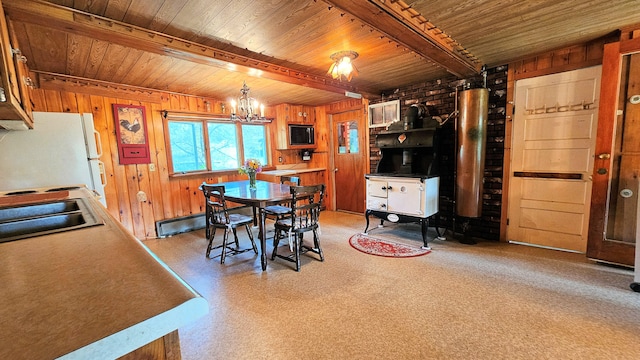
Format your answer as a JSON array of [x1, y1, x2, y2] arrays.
[[239, 158, 262, 189]]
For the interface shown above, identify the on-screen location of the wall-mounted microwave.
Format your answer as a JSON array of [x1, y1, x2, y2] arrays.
[[288, 124, 315, 146]]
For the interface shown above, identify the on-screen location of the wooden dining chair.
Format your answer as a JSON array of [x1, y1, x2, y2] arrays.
[[201, 183, 257, 264], [263, 175, 301, 222], [271, 184, 325, 271]]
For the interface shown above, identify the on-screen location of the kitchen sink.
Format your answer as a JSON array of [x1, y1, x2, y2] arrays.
[[0, 198, 103, 243], [0, 200, 80, 222]]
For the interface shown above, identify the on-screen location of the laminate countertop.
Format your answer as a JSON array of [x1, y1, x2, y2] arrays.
[[260, 167, 326, 176], [0, 188, 208, 359]]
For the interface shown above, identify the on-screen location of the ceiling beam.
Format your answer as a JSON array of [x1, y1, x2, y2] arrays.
[[35, 71, 164, 103], [323, 0, 481, 77], [3, 0, 377, 98]]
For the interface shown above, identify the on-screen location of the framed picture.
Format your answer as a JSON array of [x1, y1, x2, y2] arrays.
[[368, 100, 400, 128], [113, 104, 151, 164]]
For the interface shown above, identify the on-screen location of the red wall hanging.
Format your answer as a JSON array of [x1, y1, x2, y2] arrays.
[[113, 104, 151, 165]]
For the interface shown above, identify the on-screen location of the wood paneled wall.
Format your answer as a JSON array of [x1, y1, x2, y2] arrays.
[[29, 86, 343, 240], [509, 35, 614, 81]]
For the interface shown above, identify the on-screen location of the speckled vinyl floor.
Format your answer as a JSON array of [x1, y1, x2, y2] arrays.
[[143, 211, 640, 360]]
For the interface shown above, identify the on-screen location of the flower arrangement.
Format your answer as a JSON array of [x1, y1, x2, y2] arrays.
[[239, 158, 262, 175], [239, 158, 262, 188]]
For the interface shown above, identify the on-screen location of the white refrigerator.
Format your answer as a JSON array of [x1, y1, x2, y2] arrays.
[[0, 112, 107, 206]]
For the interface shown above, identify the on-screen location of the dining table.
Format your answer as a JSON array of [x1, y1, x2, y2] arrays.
[[208, 179, 292, 271]]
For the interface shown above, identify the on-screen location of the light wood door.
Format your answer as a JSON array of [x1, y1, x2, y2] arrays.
[[587, 42, 640, 266], [508, 66, 601, 252], [332, 110, 365, 213]]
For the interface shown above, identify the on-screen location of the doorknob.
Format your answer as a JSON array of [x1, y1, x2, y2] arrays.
[[334, 168, 338, 172], [598, 153, 611, 159]]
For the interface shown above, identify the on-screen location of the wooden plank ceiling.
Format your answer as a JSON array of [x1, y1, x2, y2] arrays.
[[4, 0, 640, 106]]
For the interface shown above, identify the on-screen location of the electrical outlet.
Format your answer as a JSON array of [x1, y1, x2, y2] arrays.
[[149, 163, 156, 171], [278, 156, 283, 163]]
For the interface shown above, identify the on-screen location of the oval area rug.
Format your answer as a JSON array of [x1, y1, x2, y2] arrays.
[[349, 233, 431, 258]]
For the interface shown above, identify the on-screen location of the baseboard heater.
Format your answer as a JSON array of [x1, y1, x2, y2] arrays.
[[155, 206, 254, 238]]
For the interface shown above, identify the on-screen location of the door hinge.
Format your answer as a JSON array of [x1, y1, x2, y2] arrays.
[[506, 218, 509, 225]]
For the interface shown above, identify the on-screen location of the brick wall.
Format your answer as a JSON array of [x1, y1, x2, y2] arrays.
[[369, 65, 508, 241]]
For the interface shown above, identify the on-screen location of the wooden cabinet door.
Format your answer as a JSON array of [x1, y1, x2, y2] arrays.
[[301, 106, 315, 123], [7, 18, 32, 121], [298, 171, 324, 186], [288, 104, 304, 123], [0, 7, 32, 127], [274, 104, 289, 150]]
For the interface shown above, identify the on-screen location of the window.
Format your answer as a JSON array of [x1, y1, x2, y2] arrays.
[[168, 121, 205, 172], [337, 120, 359, 154], [368, 99, 400, 128], [208, 122, 238, 170], [164, 113, 268, 175], [241, 124, 268, 166]]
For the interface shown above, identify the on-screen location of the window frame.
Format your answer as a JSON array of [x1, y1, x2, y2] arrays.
[[162, 111, 270, 176], [368, 99, 400, 128], [167, 120, 207, 173]]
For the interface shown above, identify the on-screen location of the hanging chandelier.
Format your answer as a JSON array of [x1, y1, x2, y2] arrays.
[[327, 50, 359, 82], [230, 81, 266, 122]]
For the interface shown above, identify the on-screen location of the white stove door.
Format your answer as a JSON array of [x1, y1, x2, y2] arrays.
[[387, 179, 423, 216]]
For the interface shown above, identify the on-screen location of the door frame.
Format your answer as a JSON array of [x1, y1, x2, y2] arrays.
[[586, 37, 640, 265]]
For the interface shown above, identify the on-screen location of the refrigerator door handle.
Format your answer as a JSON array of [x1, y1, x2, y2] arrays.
[[98, 160, 107, 187], [94, 129, 103, 158]]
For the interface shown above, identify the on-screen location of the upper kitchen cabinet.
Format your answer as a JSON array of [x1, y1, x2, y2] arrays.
[[277, 103, 315, 124], [291, 105, 315, 124], [0, 3, 33, 130], [274, 103, 317, 150]]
